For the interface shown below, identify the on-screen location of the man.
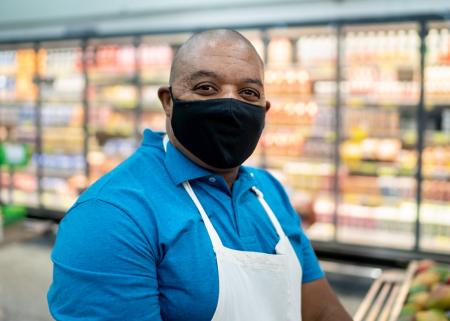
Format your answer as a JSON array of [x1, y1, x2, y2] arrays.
[[48, 29, 352, 321]]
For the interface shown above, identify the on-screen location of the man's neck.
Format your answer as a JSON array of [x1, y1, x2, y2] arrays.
[[218, 168, 239, 190], [167, 133, 240, 189]]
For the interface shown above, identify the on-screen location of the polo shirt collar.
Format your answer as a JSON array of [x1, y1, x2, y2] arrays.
[[141, 129, 257, 187], [163, 137, 212, 186]]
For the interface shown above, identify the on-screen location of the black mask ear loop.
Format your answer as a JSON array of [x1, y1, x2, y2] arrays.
[[167, 86, 178, 143], [168, 86, 177, 103], [166, 87, 174, 149], [168, 86, 177, 120]]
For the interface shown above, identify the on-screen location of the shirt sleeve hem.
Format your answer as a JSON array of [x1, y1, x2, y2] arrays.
[[302, 271, 325, 283]]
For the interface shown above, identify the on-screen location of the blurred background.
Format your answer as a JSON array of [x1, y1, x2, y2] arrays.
[[0, 1, 449, 320]]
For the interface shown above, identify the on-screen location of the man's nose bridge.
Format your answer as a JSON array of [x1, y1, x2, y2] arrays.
[[222, 86, 238, 99]]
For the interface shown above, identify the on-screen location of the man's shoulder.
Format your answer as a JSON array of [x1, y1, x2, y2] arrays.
[[72, 146, 167, 212]]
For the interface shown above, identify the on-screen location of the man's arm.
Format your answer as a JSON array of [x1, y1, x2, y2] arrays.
[[256, 169, 353, 320], [299, 232, 352, 320], [302, 278, 353, 321], [47, 199, 162, 321]]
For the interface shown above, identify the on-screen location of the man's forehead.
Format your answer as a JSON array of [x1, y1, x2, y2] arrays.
[[170, 29, 264, 84], [185, 38, 261, 63], [180, 57, 264, 85], [182, 41, 263, 70]]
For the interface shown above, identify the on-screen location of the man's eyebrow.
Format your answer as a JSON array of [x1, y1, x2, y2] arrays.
[[188, 71, 263, 86], [242, 78, 263, 87]]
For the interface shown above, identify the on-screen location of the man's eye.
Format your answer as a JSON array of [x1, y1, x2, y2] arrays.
[[194, 84, 216, 93], [240, 89, 260, 98]]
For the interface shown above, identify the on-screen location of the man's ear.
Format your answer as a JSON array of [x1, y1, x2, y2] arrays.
[[158, 86, 172, 118], [265, 100, 271, 112]]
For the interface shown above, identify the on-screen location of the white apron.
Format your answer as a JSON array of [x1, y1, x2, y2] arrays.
[[163, 136, 302, 321]]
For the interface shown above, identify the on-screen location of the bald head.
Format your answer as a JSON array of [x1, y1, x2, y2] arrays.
[[158, 28, 270, 173], [169, 29, 264, 85]]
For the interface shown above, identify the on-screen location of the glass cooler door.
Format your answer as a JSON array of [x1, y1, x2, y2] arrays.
[[86, 37, 138, 183], [0, 44, 39, 208], [38, 40, 86, 211], [338, 23, 420, 249], [421, 22, 450, 254], [262, 27, 338, 241]]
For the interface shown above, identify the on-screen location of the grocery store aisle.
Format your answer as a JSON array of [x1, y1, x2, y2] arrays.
[[0, 221, 372, 321], [0, 230, 54, 321]]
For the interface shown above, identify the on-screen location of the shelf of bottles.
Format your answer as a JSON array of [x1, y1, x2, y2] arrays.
[[85, 37, 139, 183], [261, 27, 337, 241], [37, 40, 87, 211], [0, 44, 39, 208], [421, 22, 450, 254], [337, 23, 420, 249], [85, 35, 188, 183]]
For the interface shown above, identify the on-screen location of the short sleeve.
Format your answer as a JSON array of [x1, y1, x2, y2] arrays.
[[285, 202, 325, 283], [298, 226, 325, 283], [47, 199, 162, 321]]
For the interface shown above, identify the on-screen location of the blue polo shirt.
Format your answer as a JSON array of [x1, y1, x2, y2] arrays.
[[47, 129, 324, 321]]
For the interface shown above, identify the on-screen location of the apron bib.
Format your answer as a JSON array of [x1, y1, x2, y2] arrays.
[[164, 136, 302, 321]]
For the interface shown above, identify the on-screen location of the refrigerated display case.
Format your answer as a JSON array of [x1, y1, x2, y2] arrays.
[[338, 23, 420, 250], [0, 16, 449, 262], [421, 22, 450, 254], [85, 37, 138, 183], [38, 41, 87, 211], [0, 44, 39, 208], [262, 27, 337, 240]]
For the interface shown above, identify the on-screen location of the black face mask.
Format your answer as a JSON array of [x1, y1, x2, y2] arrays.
[[170, 88, 266, 169]]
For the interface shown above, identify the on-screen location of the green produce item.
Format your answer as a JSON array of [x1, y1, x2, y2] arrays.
[[415, 309, 448, 321], [399, 304, 418, 317], [430, 266, 450, 283], [409, 284, 429, 295], [412, 270, 442, 287], [426, 284, 450, 310]]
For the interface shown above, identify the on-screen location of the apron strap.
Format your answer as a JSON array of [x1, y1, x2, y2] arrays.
[[163, 135, 170, 152], [182, 181, 224, 251], [251, 186, 287, 240], [164, 135, 285, 250], [163, 135, 223, 251]]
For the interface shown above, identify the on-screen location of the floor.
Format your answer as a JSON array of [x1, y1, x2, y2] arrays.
[[0, 222, 54, 321], [0, 220, 374, 321]]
